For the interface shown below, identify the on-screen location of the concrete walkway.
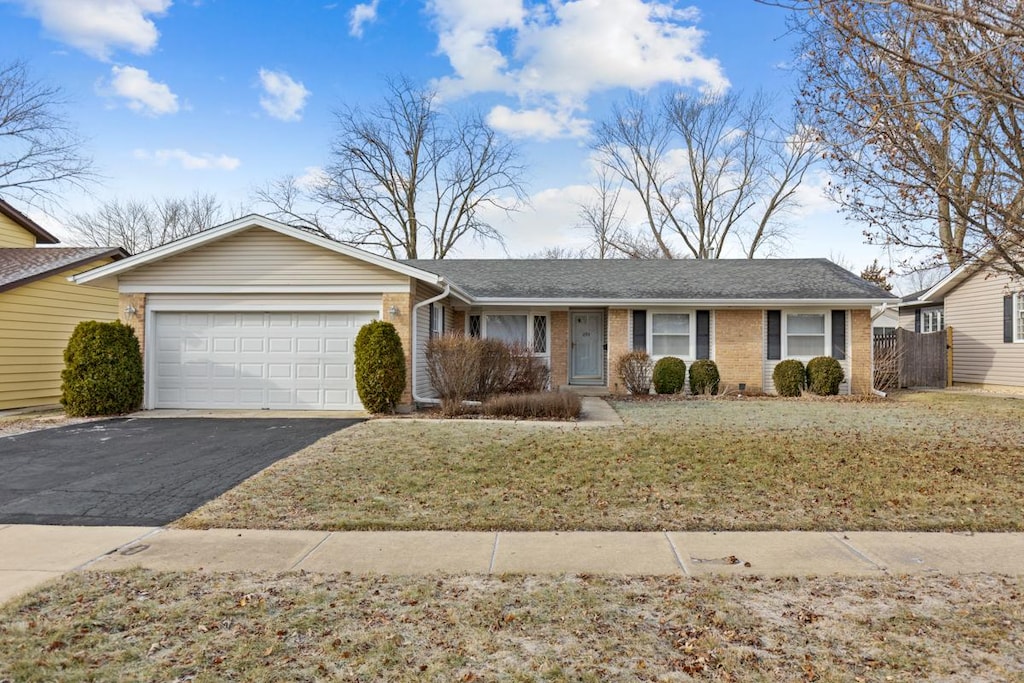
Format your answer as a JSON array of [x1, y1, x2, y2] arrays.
[[4, 525, 1024, 605]]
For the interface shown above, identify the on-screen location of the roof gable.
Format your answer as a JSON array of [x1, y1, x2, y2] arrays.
[[0, 199, 59, 245], [0, 247, 126, 293], [73, 215, 442, 286]]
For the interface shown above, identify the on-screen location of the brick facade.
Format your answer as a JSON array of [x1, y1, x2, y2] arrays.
[[849, 309, 872, 395], [451, 309, 465, 335], [382, 291, 413, 405], [549, 311, 568, 387], [606, 308, 630, 394], [713, 309, 764, 393], [119, 293, 147, 359]]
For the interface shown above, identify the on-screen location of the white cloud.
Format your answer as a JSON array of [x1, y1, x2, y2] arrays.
[[486, 105, 589, 140], [257, 68, 310, 122], [134, 148, 241, 171], [14, 0, 171, 60], [427, 0, 727, 140], [295, 165, 327, 190], [349, 0, 379, 37], [107, 65, 178, 115]]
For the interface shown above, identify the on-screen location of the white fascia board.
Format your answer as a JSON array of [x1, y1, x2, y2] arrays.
[[461, 297, 891, 308], [72, 214, 443, 286], [919, 263, 970, 302], [117, 284, 411, 294]]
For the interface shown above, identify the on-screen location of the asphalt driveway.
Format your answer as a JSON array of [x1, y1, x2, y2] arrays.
[[0, 417, 360, 526]]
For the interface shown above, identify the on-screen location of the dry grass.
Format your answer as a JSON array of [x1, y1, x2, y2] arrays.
[[0, 410, 102, 438], [1, 569, 1021, 682], [176, 391, 1024, 532]]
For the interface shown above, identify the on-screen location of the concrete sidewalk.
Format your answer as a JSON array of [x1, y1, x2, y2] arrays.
[[4, 525, 1024, 605]]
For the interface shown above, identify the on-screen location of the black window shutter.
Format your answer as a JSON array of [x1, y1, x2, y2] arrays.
[[1005, 295, 1014, 343], [428, 302, 435, 338], [767, 310, 781, 360], [831, 310, 846, 360], [696, 310, 710, 359], [914, 308, 921, 332], [440, 305, 445, 334], [632, 310, 647, 351]]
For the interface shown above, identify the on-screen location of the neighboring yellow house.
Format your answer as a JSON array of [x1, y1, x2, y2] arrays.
[[0, 199, 126, 410]]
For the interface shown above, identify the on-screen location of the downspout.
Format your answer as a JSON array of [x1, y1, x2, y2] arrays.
[[411, 283, 450, 405]]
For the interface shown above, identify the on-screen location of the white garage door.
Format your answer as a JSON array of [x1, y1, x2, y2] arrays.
[[152, 311, 376, 410]]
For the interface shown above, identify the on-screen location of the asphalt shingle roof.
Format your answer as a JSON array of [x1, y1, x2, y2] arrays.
[[0, 247, 124, 292], [403, 258, 897, 301]]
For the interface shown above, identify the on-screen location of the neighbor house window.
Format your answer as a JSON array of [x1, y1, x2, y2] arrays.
[[649, 312, 691, 357], [921, 308, 944, 333], [785, 312, 827, 358], [468, 315, 481, 338], [1016, 293, 1024, 342], [483, 313, 550, 353]]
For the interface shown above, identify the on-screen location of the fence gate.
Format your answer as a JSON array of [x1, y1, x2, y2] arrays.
[[873, 328, 949, 391]]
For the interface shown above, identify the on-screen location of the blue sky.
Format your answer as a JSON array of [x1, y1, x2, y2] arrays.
[[0, 0, 886, 272]]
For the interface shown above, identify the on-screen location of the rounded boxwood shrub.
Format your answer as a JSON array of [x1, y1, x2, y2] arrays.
[[354, 320, 406, 414], [806, 356, 845, 395], [772, 359, 806, 397], [61, 320, 143, 416], [689, 359, 721, 395], [652, 356, 686, 394]]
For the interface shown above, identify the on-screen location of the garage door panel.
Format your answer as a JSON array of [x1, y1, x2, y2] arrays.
[[153, 311, 372, 410]]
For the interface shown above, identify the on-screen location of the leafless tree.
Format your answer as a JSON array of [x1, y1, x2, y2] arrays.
[[298, 76, 525, 259], [574, 169, 628, 258], [0, 60, 96, 205], [251, 174, 331, 238], [67, 192, 227, 254], [776, 0, 1024, 277], [593, 89, 820, 259]]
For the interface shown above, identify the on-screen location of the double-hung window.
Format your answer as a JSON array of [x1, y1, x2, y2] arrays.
[[784, 312, 827, 358], [649, 312, 692, 358], [921, 308, 944, 333]]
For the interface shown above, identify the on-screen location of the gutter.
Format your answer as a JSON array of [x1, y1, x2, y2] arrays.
[[411, 283, 450, 405]]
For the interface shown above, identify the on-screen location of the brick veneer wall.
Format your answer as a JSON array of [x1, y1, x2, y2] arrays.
[[382, 291, 413, 405], [713, 309, 764, 393], [850, 309, 872, 395], [119, 293, 147, 359], [451, 309, 465, 335], [607, 308, 630, 394], [549, 311, 568, 387]]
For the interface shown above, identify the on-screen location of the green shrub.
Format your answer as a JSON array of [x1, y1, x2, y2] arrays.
[[806, 356, 845, 395], [772, 359, 806, 397], [688, 359, 721, 395], [652, 356, 686, 394], [482, 391, 582, 420], [354, 320, 406, 414], [61, 321, 143, 416], [616, 351, 652, 395]]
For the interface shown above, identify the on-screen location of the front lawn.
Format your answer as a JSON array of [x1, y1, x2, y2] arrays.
[[176, 392, 1024, 532], [1, 570, 1020, 682]]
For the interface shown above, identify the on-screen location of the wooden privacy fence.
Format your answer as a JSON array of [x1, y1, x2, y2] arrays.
[[873, 328, 952, 391]]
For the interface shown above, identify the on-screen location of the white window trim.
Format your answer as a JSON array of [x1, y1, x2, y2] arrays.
[[1015, 292, 1024, 343], [430, 302, 445, 338], [921, 307, 943, 334], [782, 310, 831, 361], [479, 310, 551, 357], [647, 309, 695, 360]]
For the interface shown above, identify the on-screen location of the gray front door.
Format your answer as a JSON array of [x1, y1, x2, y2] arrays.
[[570, 311, 605, 384]]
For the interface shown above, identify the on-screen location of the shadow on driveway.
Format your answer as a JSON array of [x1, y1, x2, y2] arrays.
[[0, 418, 360, 526]]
